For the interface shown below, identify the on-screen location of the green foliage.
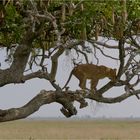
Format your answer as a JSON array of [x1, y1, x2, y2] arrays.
[[0, 4, 24, 46], [0, 1, 139, 48], [5, 5, 17, 20], [127, 0, 140, 19]]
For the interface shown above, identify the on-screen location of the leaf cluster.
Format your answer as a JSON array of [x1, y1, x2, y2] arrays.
[[0, 0, 139, 48]]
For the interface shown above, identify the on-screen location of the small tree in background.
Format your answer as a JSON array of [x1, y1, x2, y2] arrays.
[[0, 0, 140, 122]]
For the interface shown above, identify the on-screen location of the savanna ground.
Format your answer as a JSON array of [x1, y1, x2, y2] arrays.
[[0, 119, 140, 140]]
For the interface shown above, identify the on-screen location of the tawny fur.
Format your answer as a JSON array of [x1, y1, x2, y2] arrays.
[[62, 64, 117, 90]]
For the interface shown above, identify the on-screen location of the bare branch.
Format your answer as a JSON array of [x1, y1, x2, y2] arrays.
[[93, 46, 99, 64], [92, 43, 119, 61], [73, 48, 89, 64], [89, 39, 118, 49]]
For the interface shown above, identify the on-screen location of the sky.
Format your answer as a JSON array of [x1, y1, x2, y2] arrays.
[[0, 42, 140, 119]]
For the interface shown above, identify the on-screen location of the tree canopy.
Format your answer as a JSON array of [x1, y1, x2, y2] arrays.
[[0, 0, 140, 122]]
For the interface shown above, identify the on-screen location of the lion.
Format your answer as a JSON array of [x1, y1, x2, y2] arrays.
[[62, 64, 117, 91]]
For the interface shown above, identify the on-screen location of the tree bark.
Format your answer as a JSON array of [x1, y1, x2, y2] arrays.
[[0, 89, 140, 122]]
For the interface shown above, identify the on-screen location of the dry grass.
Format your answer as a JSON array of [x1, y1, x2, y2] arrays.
[[0, 119, 140, 140]]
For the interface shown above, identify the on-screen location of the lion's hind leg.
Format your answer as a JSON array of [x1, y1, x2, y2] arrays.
[[90, 78, 98, 94]]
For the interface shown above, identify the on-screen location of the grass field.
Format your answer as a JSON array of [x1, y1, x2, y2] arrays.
[[0, 119, 140, 140]]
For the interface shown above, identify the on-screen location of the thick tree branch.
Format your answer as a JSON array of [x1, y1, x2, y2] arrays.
[[0, 90, 56, 122], [116, 39, 125, 79], [0, 24, 45, 87], [50, 47, 64, 81], [0, 89, 140, 122], [88, 89, 140, 103], [97, 81, 115, 96], [0, 90, 88, 122], [0, 41, 31, 86], [23, 70, 50, 81]]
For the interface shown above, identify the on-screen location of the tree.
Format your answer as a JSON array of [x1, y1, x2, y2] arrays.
[[0, 0, 140, 122]]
